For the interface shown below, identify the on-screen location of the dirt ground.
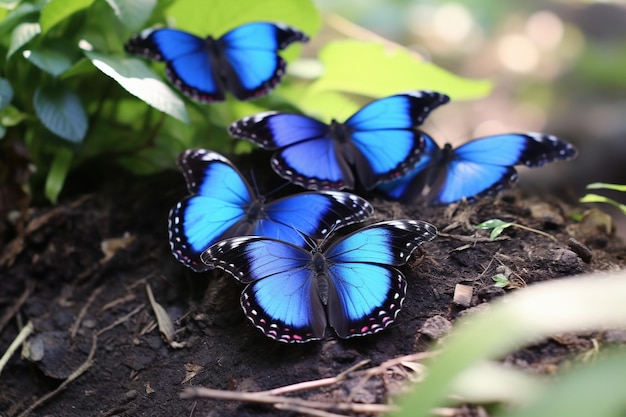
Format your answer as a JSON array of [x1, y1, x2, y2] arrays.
[[1, 157, 625, 417]]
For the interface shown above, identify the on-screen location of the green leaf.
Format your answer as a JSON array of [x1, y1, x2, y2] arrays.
[[166, 0, 321, 40], [0, 3, 39, 36], [7, 21, 41, 58], [40, 0, 95, 34], [23, 47, 74, 77], [580, 193, 626, 215], [0, 104, 26, 127], [491, 274, 509, 288], [310, 40, 492, 101], [83, 49, 189, 123], [475, 218, 512, 240], [103, 0, 156, 30], [393, 270, 626, 417], [0, 77, 14, 110], [505, 350, 626, 417], [586, 182, 626, 193], [34, 83, 88, 143], [45, 147, 73, 203]]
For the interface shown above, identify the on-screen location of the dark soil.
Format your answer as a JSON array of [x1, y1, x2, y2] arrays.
[[1, 159, 625, 417]]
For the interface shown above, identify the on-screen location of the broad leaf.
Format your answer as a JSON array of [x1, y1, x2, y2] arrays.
[[83, 49, 189, 123], [310, 40, 492, 100], [7, 21, 40, 58], [40, 0, 95, 34], [104, 0, 156, 31], [0, 3, 39, 36], [23, 47, 74, 77], [34, 83, 88, 143]]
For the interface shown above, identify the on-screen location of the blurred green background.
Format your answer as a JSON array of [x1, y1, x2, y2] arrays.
[[313, 0, 626, 235]]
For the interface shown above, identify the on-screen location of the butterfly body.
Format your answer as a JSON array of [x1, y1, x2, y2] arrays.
[[378, 132, 578, 205], [202, 220, 437, 343], [125, 22, 309, 102], [229, 91, 451, 190], [168, 149, 374, 272]]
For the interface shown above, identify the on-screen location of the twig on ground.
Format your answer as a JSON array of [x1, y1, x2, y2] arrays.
[[0, 279, 34, 334], [0, 321, 33, 376]]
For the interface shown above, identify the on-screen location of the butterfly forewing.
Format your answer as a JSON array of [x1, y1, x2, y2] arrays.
[[169, 150, 254, 271]]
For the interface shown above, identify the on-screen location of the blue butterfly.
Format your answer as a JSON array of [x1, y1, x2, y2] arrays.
[[201, 220, 437, 343], [228, 91, 450, 190], [377, 132, 578, 205], [168, 149, 374, 272], [125, 22, 309, 102]]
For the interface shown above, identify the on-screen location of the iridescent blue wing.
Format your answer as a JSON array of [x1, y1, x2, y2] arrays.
[[257, 191, 374, 247], [344, 91, 450, 189], [168, 149, 254, 272], [229, 113, 354, 189], [324, 220, 437, 338], [203, 237, 326, 343], [219, 22, 309, 101], [125, 28, 225, 102], [379, 132, 577, 205], [376, 132, 440, 200], [125, 23, 308, 102]]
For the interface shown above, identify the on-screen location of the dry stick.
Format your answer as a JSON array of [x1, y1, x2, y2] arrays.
[[181, 387, 397, 415], [69, 286, 104, 340], [181, 353, 438, 415], [97, 303, 145, 336], [260, 359, 370, 396], [0, 279, 35, 334], [0, 321, 33, 376], [437, 232, 510, 243]]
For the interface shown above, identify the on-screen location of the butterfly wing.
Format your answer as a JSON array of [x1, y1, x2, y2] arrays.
[[344, 91, 450, 189], [168, 149, 254, 271], [323, 220, 437, 338], [125, 28, 225, 102], [229, 113, 355, 189], [203, 237, 326, 343], [257, 191, 374, 247], [218, 22, 309, 100], [434, 133, 577, 205], [376, 132, 440, 200]]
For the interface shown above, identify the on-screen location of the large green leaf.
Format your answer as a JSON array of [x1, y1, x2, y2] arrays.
[[104, 0, 156, 31], [0, 3, 39, 36], [83, 49, 189, 123], [0, 77, 13, 111], [310, 39, 492, 100], [23, 47, 74, 77], [7, 21, 40, 58], [166, 0, 321, 40], [34, 83, 88, 143], [40, 0, 95, 34]]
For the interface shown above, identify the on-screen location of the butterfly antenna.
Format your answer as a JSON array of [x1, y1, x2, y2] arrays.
[[264, 180, 293, 199], [289, 224, 317, 251]]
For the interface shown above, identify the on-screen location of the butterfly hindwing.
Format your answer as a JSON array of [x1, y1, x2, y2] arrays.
[[228, 91, 450, 190], [202, 220, 437, 343], [125, 22, 308, 102]]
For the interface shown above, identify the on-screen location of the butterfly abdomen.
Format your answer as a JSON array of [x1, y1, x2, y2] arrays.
[[312, 252, 330, 305]]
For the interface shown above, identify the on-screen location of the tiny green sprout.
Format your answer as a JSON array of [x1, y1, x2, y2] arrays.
[[580, 182, 626, 216], [475, 218, 557, 242], [492, 273, 510, 288]]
